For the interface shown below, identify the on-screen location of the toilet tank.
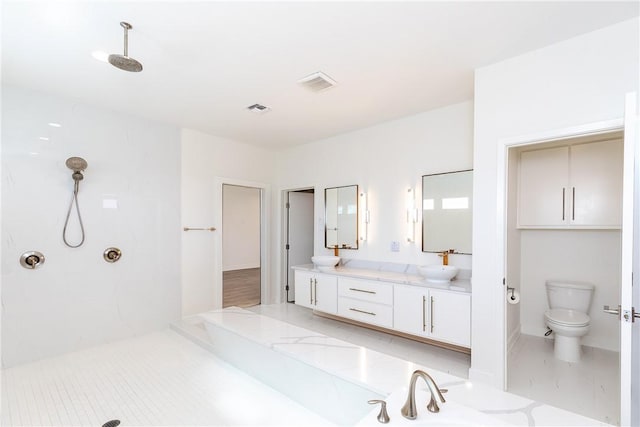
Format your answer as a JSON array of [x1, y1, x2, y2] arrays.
[[546, 280, 594, 312]]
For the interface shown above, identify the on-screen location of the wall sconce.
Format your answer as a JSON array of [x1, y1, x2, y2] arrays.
[[406, 188, 418, 242], [359, 191, 370, 241]]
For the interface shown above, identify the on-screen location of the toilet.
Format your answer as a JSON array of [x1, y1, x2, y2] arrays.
[[544, 280, 594, 363]]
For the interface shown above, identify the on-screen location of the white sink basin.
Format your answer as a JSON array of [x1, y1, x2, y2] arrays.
[[311, 256, 340, 270], [418, 265, 459, 283]]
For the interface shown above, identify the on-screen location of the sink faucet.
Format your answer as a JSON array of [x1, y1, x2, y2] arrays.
[[401, 370, 447, 419], [438, 249, 454, 266]]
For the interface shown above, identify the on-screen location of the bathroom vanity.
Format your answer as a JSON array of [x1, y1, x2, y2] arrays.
[[293, 264, 471, 352]]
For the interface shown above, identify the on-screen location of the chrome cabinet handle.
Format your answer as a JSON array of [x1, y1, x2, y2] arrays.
[[562, 188, 565, 221], [349, 287, 376, 294], [422, 295, 426, 332], [430, 296, 434, 333], [572, 187, 576, 220], [309, 278, 313, 305], [349, 307, 376, 316], [314, 279, 318, 305]]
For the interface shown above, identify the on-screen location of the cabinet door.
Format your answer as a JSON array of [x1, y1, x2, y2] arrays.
[[518, 146, 569, 227], [393, 285, 429, 337], [429, 289, 470, 347], [314, 274, 337, 314], [294, 271, 314, 309], [570, 139, 623, 227]]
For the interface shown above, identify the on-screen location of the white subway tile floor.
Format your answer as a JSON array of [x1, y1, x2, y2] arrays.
[[1, 329, 331, 427]]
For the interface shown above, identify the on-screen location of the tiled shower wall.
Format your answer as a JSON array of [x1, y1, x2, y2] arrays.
[[1, 86, 181, 367]]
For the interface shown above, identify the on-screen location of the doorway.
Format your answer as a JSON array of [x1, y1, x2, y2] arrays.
[[283, 188, 314, 303], [222, 184, 261, 308], [504, 130, 627, 425]]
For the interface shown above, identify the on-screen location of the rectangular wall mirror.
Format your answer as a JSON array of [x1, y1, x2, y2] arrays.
[[325, 185, 359, 250], [422, 170, 473, 254]]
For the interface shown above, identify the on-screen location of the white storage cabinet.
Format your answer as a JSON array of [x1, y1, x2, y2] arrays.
[[393, 285, 470, 348], [294, 270, 337, 314], [518, 139, 623, 228]]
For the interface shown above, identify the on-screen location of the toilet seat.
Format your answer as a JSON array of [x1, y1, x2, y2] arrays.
[[545, 309, 590, 327]]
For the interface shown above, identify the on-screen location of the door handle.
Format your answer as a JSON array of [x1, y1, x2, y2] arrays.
[[309, 278, 313, 305], [603, 305, 621, 319]]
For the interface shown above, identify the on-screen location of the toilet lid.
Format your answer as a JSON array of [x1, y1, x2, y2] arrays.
[[545, 309, 590, 327]]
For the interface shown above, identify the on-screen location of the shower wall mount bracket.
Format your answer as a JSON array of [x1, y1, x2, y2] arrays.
[[20, 251, 45, 269]]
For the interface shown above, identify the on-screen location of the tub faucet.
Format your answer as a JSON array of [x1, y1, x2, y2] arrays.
[[401, 370, 447, 419]]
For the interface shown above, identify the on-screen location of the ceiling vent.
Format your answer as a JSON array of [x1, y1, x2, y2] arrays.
[[247, 103, 271, 114], [297, 72, 337, 92]]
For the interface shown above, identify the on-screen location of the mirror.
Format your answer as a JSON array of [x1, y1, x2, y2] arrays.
[[422, 170, 473, 254], [325, 185, 359, 250]]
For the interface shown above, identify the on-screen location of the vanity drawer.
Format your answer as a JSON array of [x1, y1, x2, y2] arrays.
[[338, 278, 393, 305], [337, 296, 393, 328]]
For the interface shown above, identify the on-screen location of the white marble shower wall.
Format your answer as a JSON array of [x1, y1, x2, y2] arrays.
[[1, 86, 182, 367]]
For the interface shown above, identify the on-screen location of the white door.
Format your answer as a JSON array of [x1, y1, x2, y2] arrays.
[[287, 190, 314, 302], [607, 92, 638, 426], [430, 289, 471, 347], [393, 284, 429, 337], [294, 270, 314, 309]]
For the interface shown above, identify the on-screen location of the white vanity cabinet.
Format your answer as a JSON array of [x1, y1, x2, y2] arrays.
[[518, 139, 623, 228], [393, 285, 471, 348], [294, 270, 337, 314], [337, 277, 393, 328]]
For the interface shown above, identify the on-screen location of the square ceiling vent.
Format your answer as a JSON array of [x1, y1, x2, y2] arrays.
[[297, 71, 337, 92]]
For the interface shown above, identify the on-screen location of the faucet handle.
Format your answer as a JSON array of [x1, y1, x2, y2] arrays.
[[367, 399, 390, 424]]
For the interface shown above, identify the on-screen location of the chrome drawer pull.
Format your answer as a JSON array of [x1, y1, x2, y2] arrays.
[[349, 287, 376, 294], [349, 307, 376, 316]]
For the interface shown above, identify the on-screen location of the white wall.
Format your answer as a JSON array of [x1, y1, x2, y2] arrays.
[[222, 185, 260, 271], [275, 101, 474, 278], [1, 86, 181, 367], [473, 18, 639, 387], [181, 129, 275, 316], [519, 230, 621, 351]]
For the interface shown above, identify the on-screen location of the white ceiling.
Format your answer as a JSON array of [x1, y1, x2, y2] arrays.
[[2, 1, 638, 149]]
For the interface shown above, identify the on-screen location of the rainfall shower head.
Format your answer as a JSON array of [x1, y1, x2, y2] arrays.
[[108, 22, 143, 72]]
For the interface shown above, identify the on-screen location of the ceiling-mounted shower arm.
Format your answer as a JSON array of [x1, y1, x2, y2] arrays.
[[108, 21, 143, 72], [121, 21, 132, 58]]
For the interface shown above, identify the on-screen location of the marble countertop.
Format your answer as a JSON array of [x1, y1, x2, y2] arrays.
[[292, 263, 471, 294], [196, 308, 608, 427]]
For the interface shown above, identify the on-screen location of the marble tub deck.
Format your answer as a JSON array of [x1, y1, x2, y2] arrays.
[[174, 306, 611, 426]]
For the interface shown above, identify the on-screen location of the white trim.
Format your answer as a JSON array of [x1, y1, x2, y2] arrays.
[[496, 118, 625, 391], [214, 177, 271, 309], [619, 92, 637, 426]]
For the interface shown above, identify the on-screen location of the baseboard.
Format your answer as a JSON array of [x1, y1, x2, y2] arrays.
[[468, 367, 500, 388], [222, 264, 260, 272], [507, 325, 521, 354]]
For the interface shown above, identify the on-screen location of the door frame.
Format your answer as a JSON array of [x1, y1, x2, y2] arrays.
[[496, 117, 628, 397], [281, 186, 315, 303], [213, 177, 270, 309]]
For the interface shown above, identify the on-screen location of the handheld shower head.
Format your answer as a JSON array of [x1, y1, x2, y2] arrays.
[[108, 21, 143, 72], [66, 157, 87, 173]]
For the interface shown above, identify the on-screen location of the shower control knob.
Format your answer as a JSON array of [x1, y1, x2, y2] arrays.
[[20, 251, 45, 269], [103, 247, 122, 263]]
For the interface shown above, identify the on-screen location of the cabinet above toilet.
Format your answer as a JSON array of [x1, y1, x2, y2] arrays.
[[517, 137, 623, 229]]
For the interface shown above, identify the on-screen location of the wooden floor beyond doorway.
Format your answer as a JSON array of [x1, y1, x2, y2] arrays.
[[223, 268, 261, 308]]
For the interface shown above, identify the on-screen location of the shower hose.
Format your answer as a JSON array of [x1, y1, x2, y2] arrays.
[[63, 180, 85, 248]]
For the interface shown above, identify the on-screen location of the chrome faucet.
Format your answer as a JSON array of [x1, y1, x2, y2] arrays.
[[401, 370, 447, 419]]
